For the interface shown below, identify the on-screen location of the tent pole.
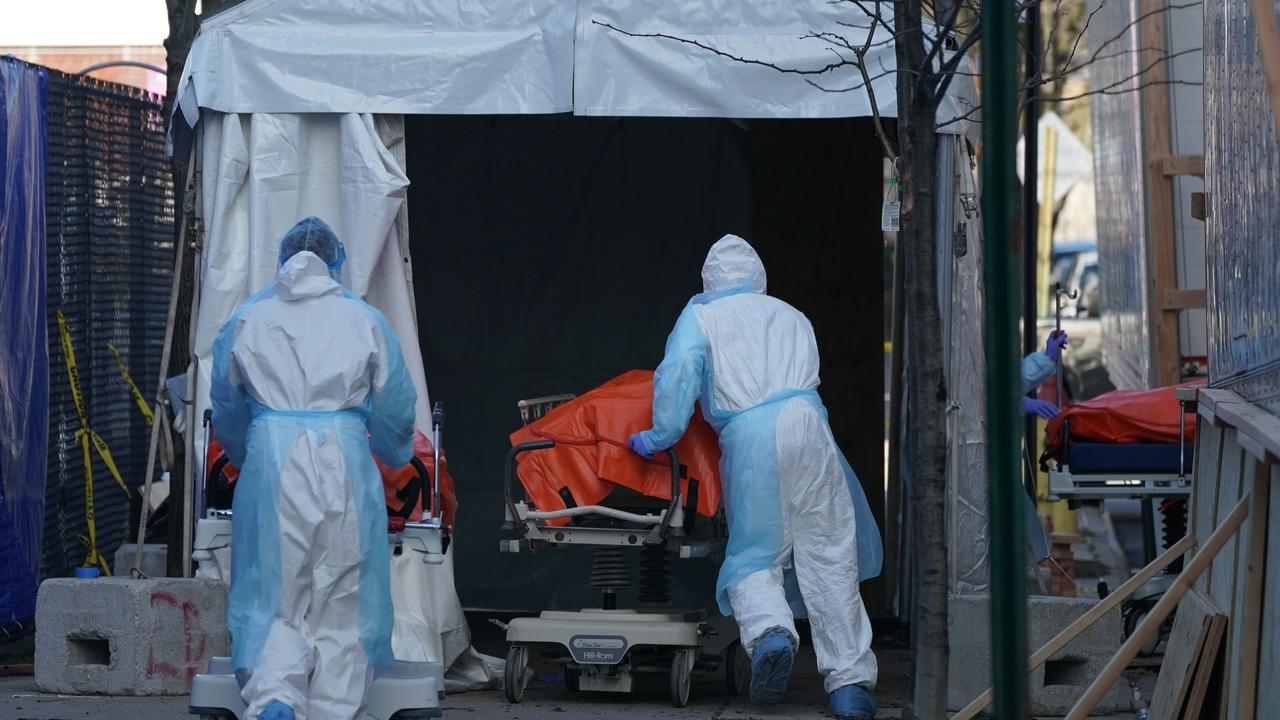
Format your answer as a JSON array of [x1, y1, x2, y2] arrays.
[[1022, 0, 1041, 504], [132, 147, 196, 577], [181, 133, 205, 579]]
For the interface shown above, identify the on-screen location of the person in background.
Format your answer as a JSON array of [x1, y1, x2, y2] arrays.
[[210, 216, 416, 720], [627, 235, 883, 720], [1022, 330, 1069, 418]]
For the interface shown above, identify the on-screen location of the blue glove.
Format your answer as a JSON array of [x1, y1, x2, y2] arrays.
[[1046, 330, 1069, 362], [628, 432, 654, 459], [1023, 396, 1059, 419]]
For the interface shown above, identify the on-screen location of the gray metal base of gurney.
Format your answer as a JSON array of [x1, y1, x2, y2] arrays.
[[189, 655, 446, 720], [189, 405, 453, 719], [188, 514, 449, 720], [500, 396, 744, 707]]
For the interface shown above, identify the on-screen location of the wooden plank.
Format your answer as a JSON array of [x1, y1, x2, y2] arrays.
[[1137, 0, 1181, 388], [951, 535, 1197, 720], [1214, 399, 1280, 463], [1229, 458, 1271, 720], [1198, 388, 1242, 417], [1162, 288, 1208, 310], [1214, 432, 1246, 720], [1208, 431, 1244, 612], [1247, 0, 1280, 142], [1065, 495, 1251, 720], [1154, 154, 1206, 177], [1183, 611, 1227, 719], [1150, 588, 1218, 719], [1192, 422, 1224, 594], [1257, 465, 1280, 713]]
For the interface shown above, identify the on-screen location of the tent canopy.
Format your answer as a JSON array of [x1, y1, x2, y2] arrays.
[[175, 0, 973, 132]]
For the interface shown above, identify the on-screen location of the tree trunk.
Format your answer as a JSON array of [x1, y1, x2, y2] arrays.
[[162, 0, 199, 578], [896, 0, 949, 716]]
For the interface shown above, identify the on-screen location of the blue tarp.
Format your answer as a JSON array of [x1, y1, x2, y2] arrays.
[[0, 57, 49, 634]]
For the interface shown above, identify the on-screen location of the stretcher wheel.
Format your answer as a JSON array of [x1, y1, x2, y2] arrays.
[[505, 643, 529, 703], [670, 649, 693, 708], [724, 640, 750, 696], [565, 666, 581, 692]]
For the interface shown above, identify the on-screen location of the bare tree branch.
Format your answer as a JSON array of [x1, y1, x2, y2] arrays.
[[591, 20, 856, 77], [1079, 0, 1202, 71], [852, 0, 900, 161], [1039, 77, 1202, 104], [935, 77, 1203, 131]]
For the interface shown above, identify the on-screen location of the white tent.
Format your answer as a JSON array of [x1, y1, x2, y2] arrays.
[[172, 0, 979, 689]]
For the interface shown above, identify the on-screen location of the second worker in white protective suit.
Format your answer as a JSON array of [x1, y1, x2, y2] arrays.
[[627, 235, 883, 720], [211, 217, 417, 720]]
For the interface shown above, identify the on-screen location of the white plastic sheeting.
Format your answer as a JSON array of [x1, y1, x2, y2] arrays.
[[193, 112, 498, 689], [1088, 0, 1152, 390], [1204, 0, 1280, 414], [938, 135, 990, 594], [578, 2, 900, 119], [176, 0, 575, 123], [174, 0, 974, 127]]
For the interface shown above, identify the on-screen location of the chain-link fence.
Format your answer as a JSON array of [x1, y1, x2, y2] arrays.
[[42, 69, 175, 580]]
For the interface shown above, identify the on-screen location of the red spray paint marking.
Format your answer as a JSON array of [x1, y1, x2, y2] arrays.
[[145, 589, 207, 685]]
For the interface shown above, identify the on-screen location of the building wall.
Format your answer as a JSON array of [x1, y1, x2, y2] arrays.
[[1204, 0, 1280, 415], [0, 46, 166, 95]]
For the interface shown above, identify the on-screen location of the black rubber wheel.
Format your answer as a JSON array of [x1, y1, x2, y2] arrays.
[[505, 644, 528, 703], [670, 650, 693, 708], [565, 666, 581, 692], [724, 640, 750, 696]]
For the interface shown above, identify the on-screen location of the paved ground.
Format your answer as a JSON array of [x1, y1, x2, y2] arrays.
[[0, 644, 1145, 720]]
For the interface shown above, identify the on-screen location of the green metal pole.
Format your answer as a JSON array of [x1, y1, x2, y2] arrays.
[[981, 0, 1029, 716]]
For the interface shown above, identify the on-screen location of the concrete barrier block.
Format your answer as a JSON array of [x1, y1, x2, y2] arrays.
[[35, 577, 229, 695], [113, 543, 168, 579], [948, 594, 1126, 716]]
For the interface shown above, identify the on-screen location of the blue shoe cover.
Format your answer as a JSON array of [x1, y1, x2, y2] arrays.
[[830, 684, 877, 719], [749, 627, 795, 705], [259, 700, 295, 720]]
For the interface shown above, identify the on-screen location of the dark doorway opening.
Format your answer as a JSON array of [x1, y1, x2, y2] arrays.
[[406, 115, 887, 613]]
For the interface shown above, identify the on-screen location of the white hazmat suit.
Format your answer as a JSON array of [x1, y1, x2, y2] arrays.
[[211, 240, 416, 720], [630, 236, 883, 695]]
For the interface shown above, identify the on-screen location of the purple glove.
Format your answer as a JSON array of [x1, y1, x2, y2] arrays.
[[1046, 330, 1069, 362], [627, 432, 654, 459], [1023, 396, 1059, 419]]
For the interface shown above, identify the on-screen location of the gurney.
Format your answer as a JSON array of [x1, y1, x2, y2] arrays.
[[499, 371, 742, 707], [1042, 384, 1203, 651], [189, 404, 453, 720], [1044, 384, 1199, 501]]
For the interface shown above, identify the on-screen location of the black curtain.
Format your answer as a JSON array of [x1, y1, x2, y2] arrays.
[[406, 115, 884, 613]]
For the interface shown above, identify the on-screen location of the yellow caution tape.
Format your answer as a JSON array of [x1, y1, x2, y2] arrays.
[[107, 343, 154, 426], [56, 311, 129, 576]]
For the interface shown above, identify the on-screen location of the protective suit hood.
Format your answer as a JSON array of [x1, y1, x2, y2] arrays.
[[702, 235, 767, 294], [276, 251, 341, 302]]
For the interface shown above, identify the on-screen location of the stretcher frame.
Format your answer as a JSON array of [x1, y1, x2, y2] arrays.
[[498, 395, 740, 707], [1046, 393, 1196, 501]]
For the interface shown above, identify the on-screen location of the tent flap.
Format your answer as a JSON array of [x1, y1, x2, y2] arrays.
[[176, 0, 975, 127], [180, 0, 576, 116]]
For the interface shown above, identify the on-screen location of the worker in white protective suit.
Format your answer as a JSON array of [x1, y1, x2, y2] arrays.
[[210, 216, 416, 720], [627, 235, 883, 720]]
